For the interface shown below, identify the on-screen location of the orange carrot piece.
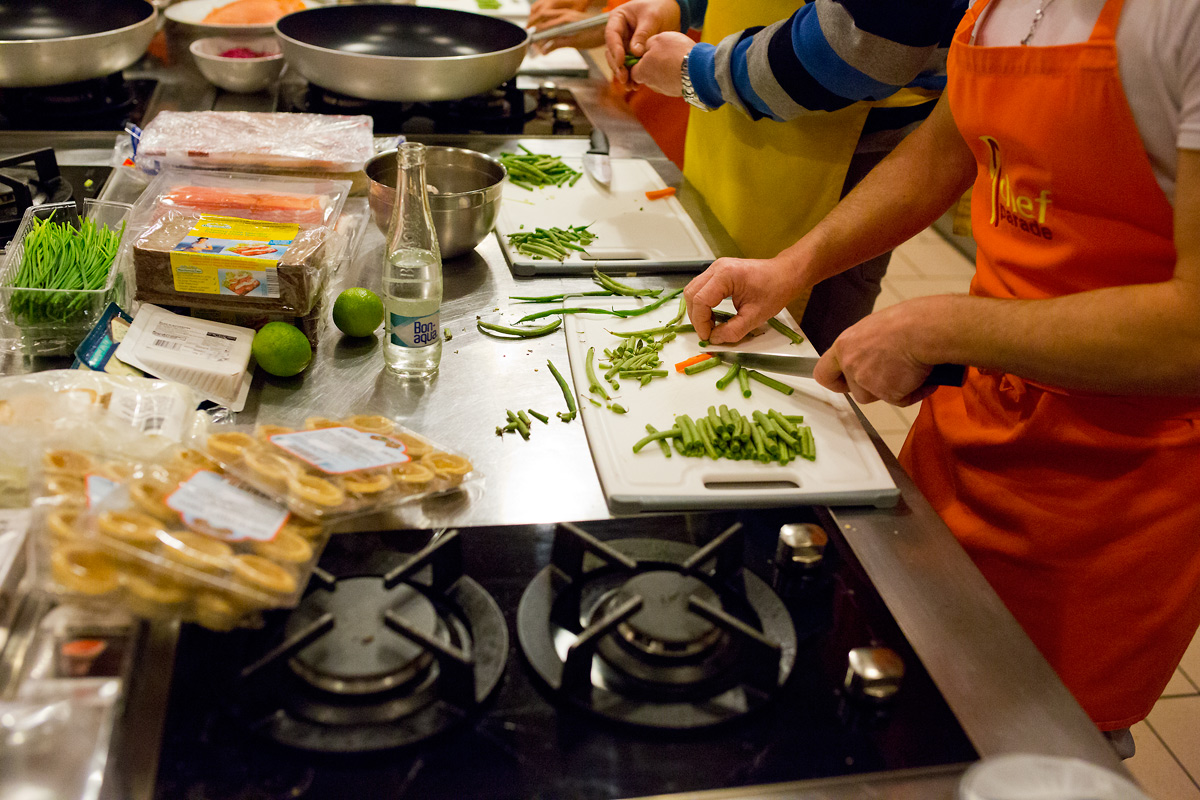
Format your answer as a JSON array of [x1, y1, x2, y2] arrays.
[[645, 187, 677, 200], [674, 354, 712, 372]]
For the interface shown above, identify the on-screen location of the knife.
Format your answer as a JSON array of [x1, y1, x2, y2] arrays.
[[582, 128, 612, 188], [712, 352, 967, 387]]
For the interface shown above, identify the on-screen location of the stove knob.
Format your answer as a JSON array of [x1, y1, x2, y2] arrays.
[[844, 646, 905, 702], [776, 523, 827, 570], [539, 81, 559, 105]]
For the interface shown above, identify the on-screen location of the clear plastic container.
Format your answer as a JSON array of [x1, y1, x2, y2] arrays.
[[200, 416, 477, 522], [0, 200, 131, 357], [32, 447, 330, 631]]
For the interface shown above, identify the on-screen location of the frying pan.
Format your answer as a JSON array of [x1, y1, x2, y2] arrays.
[[275, 4, 607, 103], [0, 0, 158, 88]]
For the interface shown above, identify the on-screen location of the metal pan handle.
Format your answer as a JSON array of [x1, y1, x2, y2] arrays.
[[529, 12, 610, 43]]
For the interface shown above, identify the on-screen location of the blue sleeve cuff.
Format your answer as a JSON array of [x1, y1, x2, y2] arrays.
[[688, 43, 724, 110]]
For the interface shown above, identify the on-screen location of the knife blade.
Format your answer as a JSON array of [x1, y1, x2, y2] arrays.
[[582, 128, 611, 188], [713, 351, 967, 387]]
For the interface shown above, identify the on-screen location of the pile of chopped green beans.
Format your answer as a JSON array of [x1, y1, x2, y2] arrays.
[[496, 408, 550, 439], [4, 213, 124, 326], [633, 406, 815, 464], [507, 225, 597, 262], [498, 146, 583, 191]]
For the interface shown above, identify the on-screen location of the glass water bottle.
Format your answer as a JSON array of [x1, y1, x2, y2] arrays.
[[382, 142, 443, 378]]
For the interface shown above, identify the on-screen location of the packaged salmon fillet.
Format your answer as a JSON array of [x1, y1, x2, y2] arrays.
[[127, 169, 352, 316], [134, 111, 375, 176]]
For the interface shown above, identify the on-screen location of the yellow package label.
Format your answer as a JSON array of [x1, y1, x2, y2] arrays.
[[167, 215, 300, 298]]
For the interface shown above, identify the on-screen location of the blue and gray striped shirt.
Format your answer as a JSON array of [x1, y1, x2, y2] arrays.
[[681, 0, 966, 121]]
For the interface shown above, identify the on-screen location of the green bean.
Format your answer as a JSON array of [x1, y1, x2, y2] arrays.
[[591, 269, 662, 298], [511, 290, 614, 303], [476, 318, 564, 339], [684, 355, 722, 375], [737, 367, 752, 398], [610, 323, 695, 338], [515, 306, 625, 324], [585, 346, 610, 400], [715, 363, 740, 390], [768, 409, 799, 438], [528, 409, 550, 424], [800, 426, 816, 461], [507, 409, 530, 440], [624, 54, 641, 67], [746, 369, 795, 396], [633, 424, 679, 454], [610, 403, 627, 414], [768, 317, 805, 345], [547, 359, 577, 421], [517, 410, 532, 429]]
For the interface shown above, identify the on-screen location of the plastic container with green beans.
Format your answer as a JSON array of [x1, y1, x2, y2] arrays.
[[0, 199, 130, 356]]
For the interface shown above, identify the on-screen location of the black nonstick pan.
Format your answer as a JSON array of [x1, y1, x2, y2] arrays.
[[275, 4, 605, 103], [0, 0, 158, 88]]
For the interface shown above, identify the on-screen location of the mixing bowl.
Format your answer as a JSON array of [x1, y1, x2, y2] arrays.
[[190, 36, 284, 93], [365, 146, 506, 259]]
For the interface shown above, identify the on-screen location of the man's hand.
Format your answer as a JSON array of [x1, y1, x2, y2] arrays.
[[528, 0, 604, 53], [627, 32, 694, 94], [814, 299, 944, 406], [684, 256, 805, 344], [604, 0, 681, 83]]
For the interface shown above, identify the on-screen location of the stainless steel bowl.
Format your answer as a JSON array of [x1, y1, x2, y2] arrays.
[[365, 147, 506, 259]]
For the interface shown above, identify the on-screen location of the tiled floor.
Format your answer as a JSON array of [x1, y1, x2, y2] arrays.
[[879, 229, 1200, 799]]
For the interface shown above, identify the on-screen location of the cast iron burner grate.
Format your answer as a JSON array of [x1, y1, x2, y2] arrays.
[[517, 521, 797, 729], [232, 530, 507, 753]]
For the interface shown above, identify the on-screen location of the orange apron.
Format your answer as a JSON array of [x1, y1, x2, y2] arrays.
[[900, 0, 1200, 729]]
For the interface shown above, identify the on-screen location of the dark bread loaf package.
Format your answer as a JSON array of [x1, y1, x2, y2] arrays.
[[133, 210, 333, 316]]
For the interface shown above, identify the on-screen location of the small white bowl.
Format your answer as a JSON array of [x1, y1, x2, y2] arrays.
[[190, 36, 284, 93]]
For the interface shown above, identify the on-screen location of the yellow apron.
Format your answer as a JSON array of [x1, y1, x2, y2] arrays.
[[683, 1, 933, 260]]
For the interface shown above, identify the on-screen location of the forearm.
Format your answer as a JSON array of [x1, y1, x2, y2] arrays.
[[781, 96, 975, 289], [901, 281, 1200, 396]]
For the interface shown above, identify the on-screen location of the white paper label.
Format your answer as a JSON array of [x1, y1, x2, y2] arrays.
[[148, 320, 236, 362], [166, 470, 288, 542], [106, 387, 189, 441], [269, 427, 410, 475]]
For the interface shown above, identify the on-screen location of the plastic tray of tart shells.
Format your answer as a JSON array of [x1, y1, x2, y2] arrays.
[[199, 415, 477, 523], [31, 445, 328, 632]]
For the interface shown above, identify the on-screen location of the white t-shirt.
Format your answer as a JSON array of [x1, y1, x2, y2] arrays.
[[970, 0, 1200, 203]]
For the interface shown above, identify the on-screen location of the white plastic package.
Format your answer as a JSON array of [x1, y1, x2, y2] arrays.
[[134, 111, 375, 175]]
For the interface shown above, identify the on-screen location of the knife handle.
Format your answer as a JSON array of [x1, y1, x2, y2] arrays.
[[926, 363, 967, 386]]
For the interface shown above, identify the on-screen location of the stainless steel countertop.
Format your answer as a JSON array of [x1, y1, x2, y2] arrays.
[[1, 49, 1132, 800]]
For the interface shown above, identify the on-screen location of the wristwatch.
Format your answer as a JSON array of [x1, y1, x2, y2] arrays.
[[681, 50, 713, 111]]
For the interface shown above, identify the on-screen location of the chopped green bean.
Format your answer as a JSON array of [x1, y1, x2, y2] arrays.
[[633, 424, 679, 454], [528, 409, 550, 424], [547, 359, 577, 421], [737, 367, 752, 398], [684, 355, 722, 375], [746, 369, 795, 396], [585, 346, 610, 400], [715, 363, 740, 390], [767, 317, 805, 345]]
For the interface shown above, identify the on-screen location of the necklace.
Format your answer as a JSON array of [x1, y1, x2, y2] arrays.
[[1021, 0, 1058, 45]]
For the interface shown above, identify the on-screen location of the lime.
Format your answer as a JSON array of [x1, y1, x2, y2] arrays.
[[252, 322, 313, 377], [333, 288, 384, 338]]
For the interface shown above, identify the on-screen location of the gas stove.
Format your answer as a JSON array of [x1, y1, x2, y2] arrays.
[[277, 78, 594, 138], [0, 71, 154, 132], [151, 509, 976, 800]]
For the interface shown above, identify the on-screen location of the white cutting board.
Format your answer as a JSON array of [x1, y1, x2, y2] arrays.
[[495, 157, 715, 275], [562, 297, 899, 513], [520, 48, 590, 76]]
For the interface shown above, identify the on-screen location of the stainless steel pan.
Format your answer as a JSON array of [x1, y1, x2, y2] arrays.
[[275, 4, 606, 103], [0, 0, 158, 88]]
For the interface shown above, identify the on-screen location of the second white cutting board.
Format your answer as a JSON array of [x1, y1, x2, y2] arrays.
[[495, 157, 715, 275], [561, 296, 899, 513]]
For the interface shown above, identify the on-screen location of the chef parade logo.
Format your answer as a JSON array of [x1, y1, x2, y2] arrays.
[[980, 136, 1054, 240]]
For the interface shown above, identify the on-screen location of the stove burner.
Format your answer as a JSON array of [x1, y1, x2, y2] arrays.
[[518, 522, 797, 729], [286, 577, 444, 696], [608, 571, 722, 659], [0, 148, 74, 245], [0, 72, 152, 132], [234, 530, 508, 753]]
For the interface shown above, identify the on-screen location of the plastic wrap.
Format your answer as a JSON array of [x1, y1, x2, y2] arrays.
[[0, 371, 209, 508], [30, 444, 329, 631], [134, 111, 375, 175], [128, 169, 351, 316], [199, 416, 478, 523]]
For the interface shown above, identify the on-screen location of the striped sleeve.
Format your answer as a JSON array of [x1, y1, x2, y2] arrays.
[[688, 0, 966, 121]]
